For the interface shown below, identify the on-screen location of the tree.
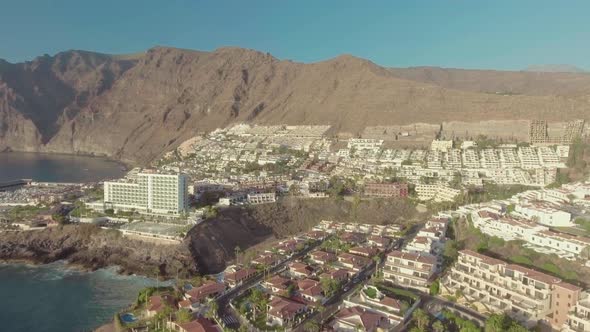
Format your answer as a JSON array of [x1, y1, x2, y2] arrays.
[[429, 279, 440, 296], [485, 313, 507, 332], [176, 308, 192, 323], [412, 308, 430, 331], [432, 320, 445, 332], [235, 246, 242, 265], [207, 301, 219, 319], [320, 278, 340, 297], [303, 320, 320, 332]]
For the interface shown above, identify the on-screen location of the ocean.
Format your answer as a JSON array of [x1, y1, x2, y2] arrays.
[[0, 152, 142, 331], [0, 152, 126, 183], [0, 262, 161, 332]]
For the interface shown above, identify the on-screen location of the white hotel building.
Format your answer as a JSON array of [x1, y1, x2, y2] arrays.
[[103, 171, 189, 216]]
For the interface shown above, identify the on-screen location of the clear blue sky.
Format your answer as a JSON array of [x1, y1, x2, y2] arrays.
[[1, 0, 589, 70]]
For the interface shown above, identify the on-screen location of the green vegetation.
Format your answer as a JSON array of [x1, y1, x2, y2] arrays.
[[442, 309, 481, 332], [375, 282, 418, 302], [429, 279, 440, 296], [363, 286, 378, 299], [510, 255, 533, 265], [575, 217, 590, 234], [320, 278, 342, 297], [176, 308, 192, 323], [409, 308, 430, 332], [484, 313, 529, 332], [135, 286, 174, 306], [6, 205, 44, 221], [474, 135, 500, 150], [463, 183, 531, 205], [321, 237, 351, 253]]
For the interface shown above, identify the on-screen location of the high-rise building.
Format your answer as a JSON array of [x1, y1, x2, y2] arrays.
[[103, 171, 189, 216]]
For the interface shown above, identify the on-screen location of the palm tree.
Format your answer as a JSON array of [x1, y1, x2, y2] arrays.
[[433, 320, 445, 332], [208, 300, 219, 320], [412, 308, 430, 331], [304, 319, 320, 332]]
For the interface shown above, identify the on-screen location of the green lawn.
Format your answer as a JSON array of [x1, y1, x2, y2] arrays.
[[376, 282, 418, 301]]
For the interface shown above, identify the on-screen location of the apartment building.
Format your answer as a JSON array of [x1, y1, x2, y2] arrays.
[[103, 171, 189, 216], [383, 251, 436, 291], [348, 139, 384, 151], [443, 250, 581, 329], [363, 182, 408, 198], [416, 184, 462, 203], [480, 149, 501, 169], [530, 120, 549, 144], [430, 140, 453, 152], [565, 292, 590, 332], [514, 203, 573, 227], [246, 192, 276, 204], [462, 149, 481, 169], [518, 147, 542, 169]]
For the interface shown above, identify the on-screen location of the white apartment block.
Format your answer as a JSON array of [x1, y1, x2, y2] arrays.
[[514, 203, 573, 227], [103, 171, 189, 216], [480, 149, 501, 169], [518, 147, 542, 169], [247, 192, 277, 204], [430, 140, 453, 152], [415, 184, 462, 203], [462, 149, 481, 169], [383, 251, 436, 292], [443, 250, 581, 329], [347, 139, 383, 151], [565, 292, 590, 332], [471, 211, 547, 242], [499, 148, 521, 168]]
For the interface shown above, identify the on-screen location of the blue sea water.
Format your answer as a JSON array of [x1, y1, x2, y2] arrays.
[[0, 262, 159, 332], [0, 152, 126, 183]]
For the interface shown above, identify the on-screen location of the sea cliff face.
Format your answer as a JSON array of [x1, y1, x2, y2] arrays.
[[0, 224, 198, 278], [1, 47, 589, 164]]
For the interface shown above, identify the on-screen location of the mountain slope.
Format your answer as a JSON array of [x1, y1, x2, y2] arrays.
[[388, 66, 590, 96], [1, 47, 590, 164]]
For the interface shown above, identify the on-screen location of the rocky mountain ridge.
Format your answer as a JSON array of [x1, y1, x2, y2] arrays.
[[1, 46, 589, 164]]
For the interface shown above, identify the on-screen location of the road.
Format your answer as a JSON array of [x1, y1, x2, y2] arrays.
[[292, 262, 377, 332], [214, 237, 329, 329]]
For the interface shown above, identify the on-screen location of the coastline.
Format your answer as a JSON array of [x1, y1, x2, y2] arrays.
[[0, 257, 163, 332], [0, 225, 199, 279], [0, 150, 131, 173]]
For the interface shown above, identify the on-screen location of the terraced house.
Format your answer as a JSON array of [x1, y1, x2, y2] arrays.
[[443, 250, 581, 330], [382, 250, 436, 292]]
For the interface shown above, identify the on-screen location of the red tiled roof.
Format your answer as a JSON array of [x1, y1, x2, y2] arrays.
[[225, 268, 257, 283], [334, 306, 387, 331], [187, 282, 226, 302], [148, 294, 176, 313], [176, 318, 219, 332], [268, 297, 306, 320]]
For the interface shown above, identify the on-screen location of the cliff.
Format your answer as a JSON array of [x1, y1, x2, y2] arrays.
[[1, 47, 590, 164]]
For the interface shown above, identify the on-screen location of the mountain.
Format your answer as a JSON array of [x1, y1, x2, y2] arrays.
[[525, 64, 586, 73], [388, 66, 590, 96], [1, 47, 589, 164]]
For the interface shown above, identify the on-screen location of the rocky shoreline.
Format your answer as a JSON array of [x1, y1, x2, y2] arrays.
[[0, 224, 199, 278]]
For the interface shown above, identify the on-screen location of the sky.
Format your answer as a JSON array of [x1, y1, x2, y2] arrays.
[[1, 0, 589, 70]]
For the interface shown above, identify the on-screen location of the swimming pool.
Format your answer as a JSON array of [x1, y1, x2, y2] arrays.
[[120, 313, 137, 324]]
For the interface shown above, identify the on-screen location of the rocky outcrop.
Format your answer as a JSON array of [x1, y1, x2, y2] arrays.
[[1, 46, 590, 164], [0, 224, 198, 278], [187, 197, 419, 274]]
